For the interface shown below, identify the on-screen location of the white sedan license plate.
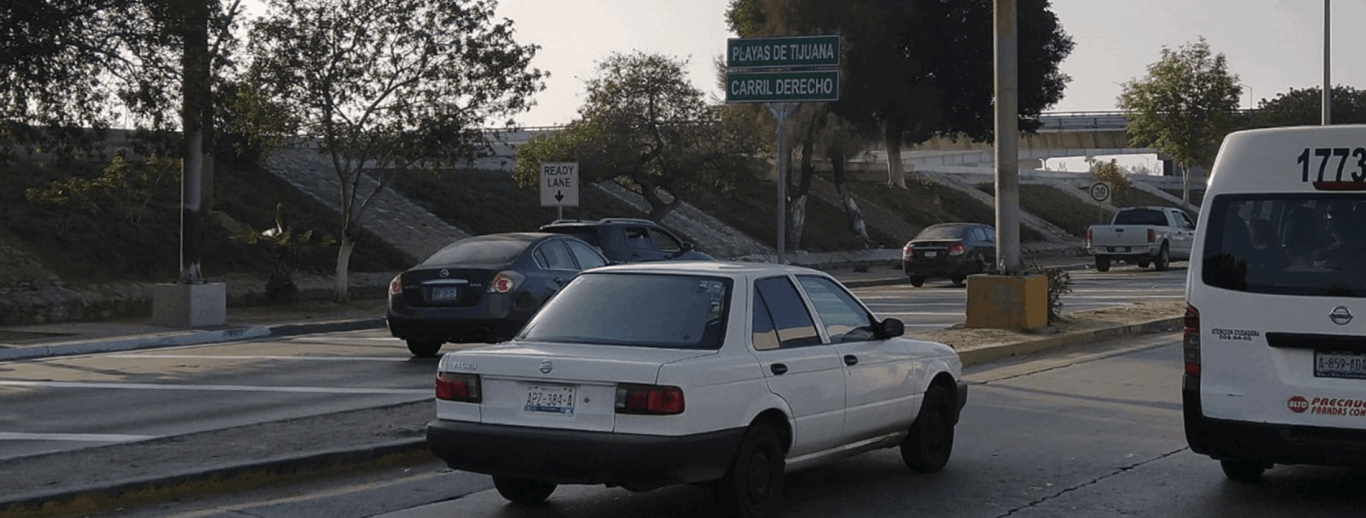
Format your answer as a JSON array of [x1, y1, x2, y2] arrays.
[[1315, 350, 1366, 379], [524, 384, 576, 415]]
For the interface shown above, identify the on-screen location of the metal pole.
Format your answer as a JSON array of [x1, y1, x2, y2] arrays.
[[1323, 0, 1331, 125], [994, 0, 1021, 274], [768, 102, 793, 264]]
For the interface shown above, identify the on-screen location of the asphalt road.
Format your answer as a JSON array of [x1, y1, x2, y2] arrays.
[[85, 333, 1366, 518]]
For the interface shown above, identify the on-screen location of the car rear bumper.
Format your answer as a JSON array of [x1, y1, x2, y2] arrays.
[[902, 257, 976, 278], [426, 419, 746, 489], [386, 309, 528, 343], [1183, 374, 1366, 466]]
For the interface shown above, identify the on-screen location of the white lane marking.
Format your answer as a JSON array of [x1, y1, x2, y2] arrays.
[[0, 380, 430, 395], [106, 354, 408, 362], [0, 432, 153, 442]]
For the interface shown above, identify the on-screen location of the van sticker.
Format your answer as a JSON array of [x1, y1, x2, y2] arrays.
[[1298, 147, 1366, 190], [1211, 328, 1260, 341], [1290, 395, 1366, 417]]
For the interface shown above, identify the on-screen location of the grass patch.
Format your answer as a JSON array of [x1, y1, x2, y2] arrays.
[[387, 169, 642, 236], [1161, 188, 1205, 207]]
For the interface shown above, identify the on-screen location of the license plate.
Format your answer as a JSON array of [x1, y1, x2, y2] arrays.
[[524, 384, 576, 415], [429, 286, 459, 302], [1315, 350, 1366, 379], [924, 251, 938, 258]]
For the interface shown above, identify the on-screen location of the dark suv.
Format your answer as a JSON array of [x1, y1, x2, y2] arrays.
[[539, 218, 714, 263]]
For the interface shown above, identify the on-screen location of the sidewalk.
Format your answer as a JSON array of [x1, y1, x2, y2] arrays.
[[0, 251, 1188, 518]]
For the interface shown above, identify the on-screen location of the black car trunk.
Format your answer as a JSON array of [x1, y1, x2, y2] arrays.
[[400, 266, 501, 308]]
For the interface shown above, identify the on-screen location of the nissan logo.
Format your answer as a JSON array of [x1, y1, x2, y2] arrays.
[[539, 360, 554, 374], [439, 269, 450, 278], [1330, 306, 1353, 326]]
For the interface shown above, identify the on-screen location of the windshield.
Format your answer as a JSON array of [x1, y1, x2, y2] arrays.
[[517, 273, 732, 349], [421, 237, 529, 266], [1202, 193, 1366, 297]]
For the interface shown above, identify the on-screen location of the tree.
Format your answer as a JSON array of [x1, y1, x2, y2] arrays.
[[728, 0, 1073, 188], [1088, 158, 1130, 198], [1248, 85, 1366, 128], [513, 51, 764, 221], [246, 0, 545, 301], [1118, 37, 1242, 203]]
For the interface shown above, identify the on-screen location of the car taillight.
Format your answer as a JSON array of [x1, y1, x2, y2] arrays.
[[902, 243, 915, 258], [1148, 228, 1156, 243], [949, 243, 967, 256], [436, 372, 481, 403], [1183, 305, 1200, 377], [389, 274, 403, 296], [615, 383, 684, 415], [1085, 228, 1092, 247], [488, 271, 524, 294]]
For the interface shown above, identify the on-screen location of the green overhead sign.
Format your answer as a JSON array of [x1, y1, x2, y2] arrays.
[[726, 35, 840, 68], [725, 70, 840, 103]]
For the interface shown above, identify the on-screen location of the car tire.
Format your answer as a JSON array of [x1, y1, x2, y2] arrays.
[[1137, 260, 1150, 268], [717, 423, 785, 518], [909, 276, 926, 288], [1219, 459, 1267, 482], [493, 475, 557, 504], [406, 340, 442, 358], [901, 384, 955, 473], [950, 276, 966, 287], [1155, 243, 1170, 271], [1095, 256, 1111, 272]]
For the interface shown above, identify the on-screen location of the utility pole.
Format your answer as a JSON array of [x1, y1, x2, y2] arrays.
[[1323, 0, 1331, 125], [994, 0, 1021, 274]]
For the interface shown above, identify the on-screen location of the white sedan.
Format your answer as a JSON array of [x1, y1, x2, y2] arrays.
[[425, 261, 967, 518]]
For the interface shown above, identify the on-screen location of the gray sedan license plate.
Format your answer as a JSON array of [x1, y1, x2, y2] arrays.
[[1315, 350, 1366, 379]]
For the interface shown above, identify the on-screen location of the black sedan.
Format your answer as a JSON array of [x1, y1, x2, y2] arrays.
[[386, 232, 609, 357], [901, 223, 996, 287]]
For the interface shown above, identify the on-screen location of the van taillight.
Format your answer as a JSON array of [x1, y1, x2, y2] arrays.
[[1148, 229, 1156, 243], [616, 383, 684, 415], [1183, 305, 1200, 377], [436, 372, 481, 403]]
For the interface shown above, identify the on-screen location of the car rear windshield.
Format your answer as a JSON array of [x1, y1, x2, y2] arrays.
[[1202, 193, 1366, 297], [517, 273, 732, 349], [915, 226, 966, 240], [421, 238, 528, 266], [1113, 209, 1167, 226]]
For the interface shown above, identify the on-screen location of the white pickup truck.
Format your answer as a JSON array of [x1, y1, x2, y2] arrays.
[[1085, 206, 1196, 272]]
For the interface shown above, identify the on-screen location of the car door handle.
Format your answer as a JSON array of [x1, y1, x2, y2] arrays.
[[770, 363, 788, 375], [844, 355, 859, 366]]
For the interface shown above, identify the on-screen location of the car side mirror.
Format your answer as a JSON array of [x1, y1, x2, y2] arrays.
[[879, 318, 905, 339]]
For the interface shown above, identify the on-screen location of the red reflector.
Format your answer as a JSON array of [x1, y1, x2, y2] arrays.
[[616, 384, 684, 415], [1185, 362, 1201, 376], [436, 372, 481, 403]]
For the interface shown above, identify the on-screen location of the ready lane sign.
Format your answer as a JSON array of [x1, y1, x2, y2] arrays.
[[540, 162, 578, 207], [726, 70, 840, 103], [727, 35, 840, 68]]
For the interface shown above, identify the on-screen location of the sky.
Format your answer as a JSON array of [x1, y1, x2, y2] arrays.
[[494, 0, 1366, 128]]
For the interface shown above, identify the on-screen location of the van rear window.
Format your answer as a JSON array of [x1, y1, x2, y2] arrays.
[[1203, 193, 1366, 296]]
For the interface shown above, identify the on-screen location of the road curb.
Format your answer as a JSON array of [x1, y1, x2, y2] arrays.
[[0, 438, 430, 518], [957, 315, 1184, 367]]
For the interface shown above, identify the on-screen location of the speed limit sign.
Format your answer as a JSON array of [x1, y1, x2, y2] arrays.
[[1089, 181, 1112, 203]]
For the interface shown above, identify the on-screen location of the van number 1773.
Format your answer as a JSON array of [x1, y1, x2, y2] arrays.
[[1298, 147, 1366, 186]]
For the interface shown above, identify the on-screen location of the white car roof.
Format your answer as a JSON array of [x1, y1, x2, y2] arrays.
[[586, 260, 825, 279]]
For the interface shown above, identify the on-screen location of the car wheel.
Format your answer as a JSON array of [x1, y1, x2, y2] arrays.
[[1137, 260, 1150, 268], [493, 475, 557, 504], [1095, 256, 1111, 272], [717, 423, 785, 518], [1219, 459, 1267, 482], [405, 340, 442, 358], [950, 276, 966, 287], [1155, 243, 1171, 271], [909, 276, 926, 288], [901, 384, 955, 473]]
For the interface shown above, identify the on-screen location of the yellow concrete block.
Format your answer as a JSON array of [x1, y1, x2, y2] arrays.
[[964, 274, 1048, 330]]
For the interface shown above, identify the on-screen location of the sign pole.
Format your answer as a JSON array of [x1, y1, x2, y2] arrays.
[[768, 102, 795, 264]]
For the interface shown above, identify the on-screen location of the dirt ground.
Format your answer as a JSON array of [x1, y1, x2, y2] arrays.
[[910, 299, 1187, 350]]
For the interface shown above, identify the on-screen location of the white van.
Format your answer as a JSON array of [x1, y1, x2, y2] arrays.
[[1185, 125, 1366, 481]]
